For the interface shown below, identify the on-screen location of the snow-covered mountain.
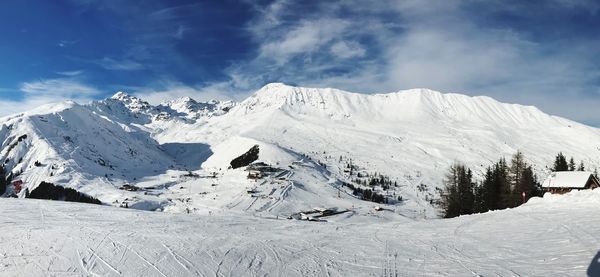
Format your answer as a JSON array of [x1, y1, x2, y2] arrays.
[[162, 96, 234, 120], [2, 83, 600, 218]]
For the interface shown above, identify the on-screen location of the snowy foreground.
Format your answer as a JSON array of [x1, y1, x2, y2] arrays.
[[1, 191, 599, 276]]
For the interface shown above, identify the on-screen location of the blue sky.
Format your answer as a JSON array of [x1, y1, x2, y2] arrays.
[[1, 0, 600, 124]]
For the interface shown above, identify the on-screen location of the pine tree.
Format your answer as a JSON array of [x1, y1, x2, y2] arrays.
[[439, 163, 475, 218], [508, 151, 526, 207], [473, 182, 485, 213], [478, 158, 511, 210], [553, 153, 568, 171], [568, 157, 576, 171], [477, 167, 495, 213], [459, 168, 475, 215], [496, 158, 512, 209], [578, 161, 585, 171], [517, 166, 541, 202], [440, 164, 460, 218]]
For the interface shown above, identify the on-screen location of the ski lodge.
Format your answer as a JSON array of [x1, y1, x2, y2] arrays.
[[542, 171, 600, 194]]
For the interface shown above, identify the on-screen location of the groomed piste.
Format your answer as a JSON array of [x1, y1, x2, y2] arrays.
[[0, 189, 598, 276]]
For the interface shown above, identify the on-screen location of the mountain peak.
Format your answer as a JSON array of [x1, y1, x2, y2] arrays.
[[169, 96, 197, 105], [254, 83, 295, 95], [180, 96, 194, 102], [111, 91, 131, 100], [163, 96, 234, 119], [259, 82, 289, 90], [108, 91, 150, 107]]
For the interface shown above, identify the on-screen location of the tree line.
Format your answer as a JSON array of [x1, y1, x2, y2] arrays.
[[439, 151, 543, 218], [552, 152, 589, 172], [342, 182, 388, 204]]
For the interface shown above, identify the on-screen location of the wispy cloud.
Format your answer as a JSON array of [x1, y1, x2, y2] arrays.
[[0, 78, 100, 116], [173, 24, 188, 40], [66, 56, 146, 71], [95, 57, 144, 71], [56, 70, 84, 77], [67, 1, 202, 72], [20, 78, 99, 97], [57, 39, 79, 48], [0, 97, 72, 117], [257, 19, 350, 64], [330, 41, 366, 59], [149, 3, 202, 20]]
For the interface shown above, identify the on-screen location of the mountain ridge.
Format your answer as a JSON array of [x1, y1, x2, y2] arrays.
[[246, 83, 571, 128], [0, 83, 598, 218]]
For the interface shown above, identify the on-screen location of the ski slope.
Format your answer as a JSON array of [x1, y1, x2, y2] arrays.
[[0, 189, 598, 276]]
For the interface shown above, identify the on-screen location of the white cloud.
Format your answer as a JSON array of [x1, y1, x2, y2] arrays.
[[173, 25, 187, 39], [57, 39, 79, 48], [96, 57, 144, 71], [56, 70, 84, 77], [330, 41, 366, 59], [258, 19, 350, 64], [0, 78, 100, 117], [382, 28, 525, 91], [243, 0, 290, 34], [20, 78, 99, 97], [0, 97, 72, 117]]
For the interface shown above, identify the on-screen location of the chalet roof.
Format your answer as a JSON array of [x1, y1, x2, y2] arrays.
[[542, 171, 595, 188]]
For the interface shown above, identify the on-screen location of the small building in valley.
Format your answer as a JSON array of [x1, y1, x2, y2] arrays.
[[542, 171, 600, 194]]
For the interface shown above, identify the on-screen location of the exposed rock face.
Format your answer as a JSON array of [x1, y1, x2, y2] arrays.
[[230, 145, 259, 169]]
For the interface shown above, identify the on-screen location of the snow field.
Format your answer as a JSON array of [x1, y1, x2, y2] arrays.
[[0, 189, 598, 276]]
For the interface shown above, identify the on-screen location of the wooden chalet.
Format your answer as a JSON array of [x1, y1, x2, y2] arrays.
[[542, 171, 600, 194]]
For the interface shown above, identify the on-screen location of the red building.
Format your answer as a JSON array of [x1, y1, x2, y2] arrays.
[[12, 180, 23, 193]]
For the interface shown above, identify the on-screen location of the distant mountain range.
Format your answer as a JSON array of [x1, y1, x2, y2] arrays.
[[2, 83, 599, 217]]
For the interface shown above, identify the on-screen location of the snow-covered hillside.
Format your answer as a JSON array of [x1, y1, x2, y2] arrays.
[[1, 189, 599, 276], [149, 83, 600, 216], [2, 83, 600, 218]]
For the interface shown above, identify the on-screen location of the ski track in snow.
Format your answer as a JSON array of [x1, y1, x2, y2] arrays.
[[0, 193, 598, 276]]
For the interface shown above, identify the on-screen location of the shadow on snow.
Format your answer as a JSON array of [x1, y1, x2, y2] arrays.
[[160, 142, 213, 171]]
